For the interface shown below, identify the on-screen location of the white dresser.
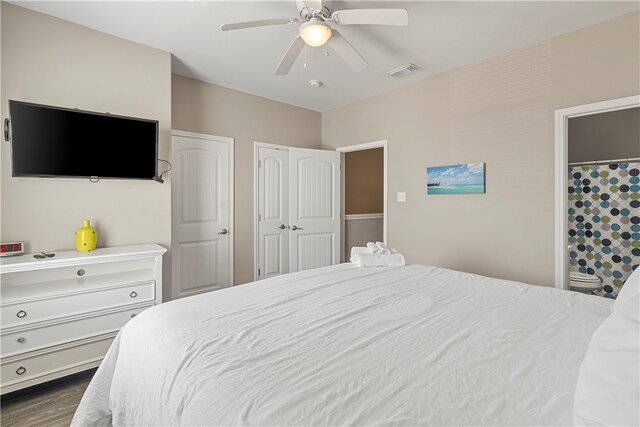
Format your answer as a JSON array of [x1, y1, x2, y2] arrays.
[[0, 244, 166, 394]]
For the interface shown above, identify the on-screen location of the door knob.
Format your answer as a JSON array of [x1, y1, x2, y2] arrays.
[[278, 224, 286, 230], [291, 225, 303, 231], [218, 228, 228, 235]]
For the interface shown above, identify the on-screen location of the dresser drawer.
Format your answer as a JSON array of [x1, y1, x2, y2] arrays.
[[1, 335, 114, 390], [1, 258, 156, 288], [1, 303, 152, 357], [2, 281, 155, 328]]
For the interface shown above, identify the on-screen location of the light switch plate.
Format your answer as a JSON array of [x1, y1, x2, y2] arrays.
[[397, 192, 406, 202]]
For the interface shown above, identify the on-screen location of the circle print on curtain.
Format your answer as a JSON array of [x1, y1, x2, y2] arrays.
[[568, 162, 640, 298]]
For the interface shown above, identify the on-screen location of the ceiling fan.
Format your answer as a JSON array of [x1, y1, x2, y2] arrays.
[[221, 0, 408, 75]]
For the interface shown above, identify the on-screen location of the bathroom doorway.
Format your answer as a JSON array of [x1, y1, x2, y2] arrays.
[[336, 141, 387, 263], [555, 96, 640, 296]]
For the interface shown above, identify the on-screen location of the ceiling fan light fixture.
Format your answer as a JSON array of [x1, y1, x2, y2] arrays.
[[299, 19, 332, 47]]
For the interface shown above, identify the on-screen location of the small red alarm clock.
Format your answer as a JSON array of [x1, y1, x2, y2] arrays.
[[0, 242, 25, 257]]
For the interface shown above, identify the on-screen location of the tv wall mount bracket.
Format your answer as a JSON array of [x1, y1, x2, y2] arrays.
[[4, 118, 11, 142]]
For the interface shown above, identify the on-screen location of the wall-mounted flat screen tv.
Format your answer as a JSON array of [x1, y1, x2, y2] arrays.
[[9, 100, 158, 180]]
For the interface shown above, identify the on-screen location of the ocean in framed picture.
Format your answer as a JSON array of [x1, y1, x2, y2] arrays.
[[426, 163, 486, 194]]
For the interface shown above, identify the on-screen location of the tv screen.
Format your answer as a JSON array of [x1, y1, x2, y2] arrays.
[[9, 100, 158, 180]]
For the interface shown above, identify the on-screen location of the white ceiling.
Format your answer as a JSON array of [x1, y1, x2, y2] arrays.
[[12, 1, 639, 112]]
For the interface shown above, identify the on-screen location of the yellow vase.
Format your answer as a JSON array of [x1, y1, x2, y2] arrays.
[[75, 220, 97, 252]]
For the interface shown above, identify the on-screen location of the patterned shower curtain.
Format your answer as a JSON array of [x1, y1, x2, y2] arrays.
[[568, 162, 640, 298]]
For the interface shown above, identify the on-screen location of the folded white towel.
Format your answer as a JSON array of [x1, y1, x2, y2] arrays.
[[350, 246, 373, 263], [375, 241, 391, 255], [354, 253, 406, 267], [366, 242, 381, 255]]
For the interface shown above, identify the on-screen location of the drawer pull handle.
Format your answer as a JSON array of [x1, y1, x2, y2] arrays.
[[130, 313, 137, 318], [16, 367, 26, 375], [16, 310, 27, 318], [130, 291, 138, 298], [17, 337, 26, 343], [77, 269, 85, 276]]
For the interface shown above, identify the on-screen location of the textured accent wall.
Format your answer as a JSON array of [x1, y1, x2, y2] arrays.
[[321, 11, 639, 286], [568, 163, 640, 297]]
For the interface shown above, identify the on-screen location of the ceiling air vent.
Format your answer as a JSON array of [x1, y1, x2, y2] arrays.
[[386, 63, 421, 79]]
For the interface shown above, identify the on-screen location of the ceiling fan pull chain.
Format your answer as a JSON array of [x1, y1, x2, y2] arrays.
[[304, 46, 308, 69]]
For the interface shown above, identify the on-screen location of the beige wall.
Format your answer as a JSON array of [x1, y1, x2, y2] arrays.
[[345, 217, 383, 262], [322, 11, 639, 287], [2, 4, 637, 291], [568, 107, 640, 163], [171, 75, 321, 285], [345, 148, 384, 215], [0, 4, 173, 297]]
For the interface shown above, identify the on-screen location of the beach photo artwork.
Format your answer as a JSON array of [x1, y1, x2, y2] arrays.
[[426, 163, 485, 194]]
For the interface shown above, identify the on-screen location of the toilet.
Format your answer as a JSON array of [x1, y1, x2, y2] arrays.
[[569, 272, 602, 294]]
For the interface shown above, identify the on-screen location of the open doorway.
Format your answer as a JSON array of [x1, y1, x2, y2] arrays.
[[336, 141, 387, 262], [555, 96, 640, 295]]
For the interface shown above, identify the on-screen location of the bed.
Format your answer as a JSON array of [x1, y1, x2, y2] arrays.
[[71, 263, 614, 426]]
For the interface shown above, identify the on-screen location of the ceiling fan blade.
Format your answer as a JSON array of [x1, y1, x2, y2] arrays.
[[331, 9, 408, 26], [296, 0, 322, 12], [275, 36, 305, 75], [327, 29, 368, 72], [221, 18, 297, 31]]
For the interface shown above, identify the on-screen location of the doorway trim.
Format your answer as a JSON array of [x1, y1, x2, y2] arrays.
[[336, 140, 388, 262], [171, 129, 235, 295], [554, 95, 639, 290], [253, 141, 290, 281]]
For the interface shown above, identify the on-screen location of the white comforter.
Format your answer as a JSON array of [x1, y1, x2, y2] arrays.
[[72, 264, 612, 426]]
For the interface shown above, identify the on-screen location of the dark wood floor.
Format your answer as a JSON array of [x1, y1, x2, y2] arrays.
[[0, 369, 95, 427]]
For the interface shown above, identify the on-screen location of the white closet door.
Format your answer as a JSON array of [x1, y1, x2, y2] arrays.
[[289, 147, 341, 272], [257, 147, 289, 279], [172, 133, 232, 299]]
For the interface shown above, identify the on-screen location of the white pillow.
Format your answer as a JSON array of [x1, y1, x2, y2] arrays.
[[615, 267, 640, 310], [574, 293, 640, 426]]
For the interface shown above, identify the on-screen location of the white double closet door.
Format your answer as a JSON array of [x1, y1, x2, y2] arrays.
[[257, 146, 341, 280]]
